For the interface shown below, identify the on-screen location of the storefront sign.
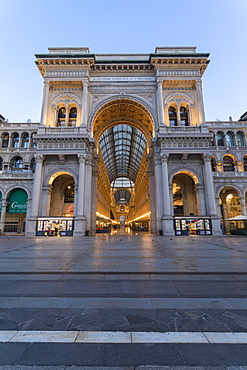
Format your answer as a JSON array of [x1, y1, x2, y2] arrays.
[[8, 189, 28, 213], [64, 195, 74, 203]]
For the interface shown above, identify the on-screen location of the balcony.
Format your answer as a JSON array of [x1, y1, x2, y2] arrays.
[[0, 170, 34, 178], [213, 171, 247, 178]]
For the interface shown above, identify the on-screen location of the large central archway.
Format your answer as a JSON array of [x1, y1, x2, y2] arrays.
[[91, 98, 155, 234]]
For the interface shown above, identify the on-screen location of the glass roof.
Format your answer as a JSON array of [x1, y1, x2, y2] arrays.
[[99, 124, 146, 183], [111, 177, 134, 188], [114, 189, 132, 204]]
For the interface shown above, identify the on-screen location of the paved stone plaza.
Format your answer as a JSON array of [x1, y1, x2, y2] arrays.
[[0, 234, 247, 368]]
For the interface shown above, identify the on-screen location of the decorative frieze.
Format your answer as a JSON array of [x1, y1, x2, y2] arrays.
[[89, 86, 156, 93], [45, 71, 88, 77], [157, 69, 200, 77]]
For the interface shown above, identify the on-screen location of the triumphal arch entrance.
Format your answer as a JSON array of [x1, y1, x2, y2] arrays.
[[23, 46, 222, 237]]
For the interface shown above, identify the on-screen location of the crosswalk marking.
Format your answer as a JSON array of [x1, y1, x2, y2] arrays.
[[1, 330, 247, 344]]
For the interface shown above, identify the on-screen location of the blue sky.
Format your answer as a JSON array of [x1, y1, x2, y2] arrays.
[[0, 0, 246, 122]]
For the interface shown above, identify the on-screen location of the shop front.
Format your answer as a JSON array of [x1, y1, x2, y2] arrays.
[[96, 218, 112, 233], [174, 216, 212, 236], [5, 189, 28, 233], [36, 217, 74, 236]]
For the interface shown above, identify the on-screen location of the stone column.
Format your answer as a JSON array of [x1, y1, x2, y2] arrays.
[[161, 154, 174, 235], [41, 185, 52, 216], [164, 105, 169, 126], [84, 157, 93, 234], [240, 197, 247, 216], [194, 184, 206, 215], [203, 154, 221, 235], [77, 105, 82, 127], [52, 106, 57, 127], [148, 157, 157, 233], [215, 197, 222, 218], [30, 155, 43, 217], [25, 155, 44, 236], [161, 154, 170, 215], [176, 106, 181, 126], [0, 200, 7, 235], [154, 154, 163, 233], [237, 161, 243, 172], [196, 80, 206, 124], [65, 104, 69, 126], [156, 80, 165, 125], [40, 81, 50, 126], [82, 81, 89, 127], [90, 156, 99, 233], [216, 161, 222, 172], [74, 154, 86, 236]]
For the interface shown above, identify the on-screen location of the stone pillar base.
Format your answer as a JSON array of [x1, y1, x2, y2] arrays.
[[211, 215, 222, 236], [162, 216, 175, 236], [74, 216, 86, 236], [25, 218, 37, 236]]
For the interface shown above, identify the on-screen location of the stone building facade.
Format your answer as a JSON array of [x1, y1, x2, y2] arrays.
[[0, 46, 246, 236]]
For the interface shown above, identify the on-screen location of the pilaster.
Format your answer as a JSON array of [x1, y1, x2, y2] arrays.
[[0, 200, 7, 235], [203, 154, 221, 235], [74, 154, 86, 236], [156, 79, 165, 125]]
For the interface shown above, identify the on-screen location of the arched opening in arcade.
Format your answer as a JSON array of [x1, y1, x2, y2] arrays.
[[219, 187, 247, 234], [172, 171, 212, 235], [92, 98, 154, 234], [36, 171, 75, 236]]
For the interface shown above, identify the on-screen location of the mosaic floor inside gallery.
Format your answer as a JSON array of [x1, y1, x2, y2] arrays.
[[0, 234, 247, 369]]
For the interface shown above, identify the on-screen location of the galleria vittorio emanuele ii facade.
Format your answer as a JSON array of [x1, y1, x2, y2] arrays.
[[0, 46, 247, 237]]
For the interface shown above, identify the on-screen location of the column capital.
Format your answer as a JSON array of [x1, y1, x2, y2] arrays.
[[161, 153, 169, 163], [35, 154, 44, 164], [157, 78, 164, 85], [82, 79, 89, 86], [153, 155, 161, 166], [203, 153, 212, 163], [43, 80, 50, 87], [78, 154, 87, 163], [1, 200, 7, 207]]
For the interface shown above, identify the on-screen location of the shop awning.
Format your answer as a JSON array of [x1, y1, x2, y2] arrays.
[[8, 189, 28, 213]]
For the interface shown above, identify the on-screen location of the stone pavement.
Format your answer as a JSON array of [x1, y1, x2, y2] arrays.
[[0, 234, 247, 368]]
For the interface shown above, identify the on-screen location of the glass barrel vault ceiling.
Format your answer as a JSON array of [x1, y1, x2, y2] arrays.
[[99, 124, 147, 183]]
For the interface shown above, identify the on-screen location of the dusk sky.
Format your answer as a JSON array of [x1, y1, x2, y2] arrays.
[[0, 0, 246, 123]]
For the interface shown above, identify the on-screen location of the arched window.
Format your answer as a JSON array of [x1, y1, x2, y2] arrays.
[[21, 133, 29, 148], [211, 157, 216, 172], [216, 132, 224, 146], [57, 107, 66, 126], [223, 155, 235, 172], [0, 157, 2, 171], [168, 106, 177, 126], [236, 131, 245, 146], [12, 133, 19, 148], [30, 157, 36, 173], [30, 134, 36, 148], [68, 107, 77, 126], [11, 156, 23, 171], [243, 155, 247, 172], [58, 107, 66, 118], [226, 132, 234, 146], [2, 133, 9, 148], [209, 132, 215, 146], [69, 107, 77, 118], [180, 106, 189, 126]]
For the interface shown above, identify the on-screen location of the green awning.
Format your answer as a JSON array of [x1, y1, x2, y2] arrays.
[[8, 189, 28, 213]]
